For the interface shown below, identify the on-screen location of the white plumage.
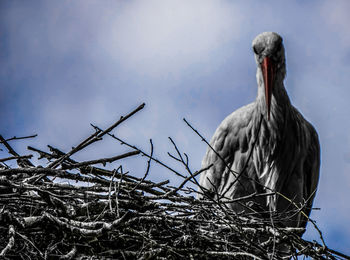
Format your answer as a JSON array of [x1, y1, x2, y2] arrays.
[[198, 32, 320, 230]]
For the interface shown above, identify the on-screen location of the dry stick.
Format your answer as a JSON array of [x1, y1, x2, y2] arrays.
[[0, 225, 15, 256], [128, 139, 154, 193], [167, 137, 204, 188], [79, 165, 170, 191], [108, 169, 117, 212], [287, 189, 318, 224], [171, 151, 255, 248], [0, 167, 67, 176], [183, 118, 240, 178], [0, 135, 34, 167], [29, 145, 151, 187], [15, 232, 44, 258], [164, 165, 211, 197], [48, 145, 77, 163], [321, 246, 350, 260], [45, 128, 102, 167], [115, 165, 125, 218], [277, 192, 327, 249], [62, 151, 140, 169], [1, 168, 124, 196], [0, 135, 20, 157], [30, 146, 169, 197], [0, 134, 37, 143], [100, 130, 188, 180], [183, 117, 268, 200], [195, 178, 261, 252], [168, 137, 198, 183], [166, 137, 220, 200], [47, 103, 145, 169], [182, 118, 248, 194], [223, 191, 276, 204], [28, 146, 59, 160], [0, 155, 33, 163]]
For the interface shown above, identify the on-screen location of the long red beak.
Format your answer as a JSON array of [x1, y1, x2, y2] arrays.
[[261, 57, 276, 120]]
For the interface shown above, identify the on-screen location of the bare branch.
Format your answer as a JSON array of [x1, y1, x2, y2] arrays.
[[47, 103, 145, 169], [62, 151, 140, 169], [0, 154, 33, 163], [0, 225, 15, 256], [0, 134, 37, 143]]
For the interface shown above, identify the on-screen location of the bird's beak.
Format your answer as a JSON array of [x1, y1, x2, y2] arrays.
[[261, 57, 276, 120]]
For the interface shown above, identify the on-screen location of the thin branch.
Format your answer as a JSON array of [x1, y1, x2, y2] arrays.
[[102, 131, 188, 180], [0, 135, 20, 157], [47, 103, 145, 169], [0, 134, 37, 143], [62, 151, 140, 169], [0, 155, 33, 163], [0, 225, 15, 256], [128, 139, 154, 193], [0, 135, 34, 167]]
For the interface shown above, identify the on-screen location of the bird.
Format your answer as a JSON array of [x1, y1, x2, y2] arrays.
[[198, 32, 320, 231]]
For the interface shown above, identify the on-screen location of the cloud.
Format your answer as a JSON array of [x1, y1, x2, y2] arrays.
[[99, 0, 243, 77]]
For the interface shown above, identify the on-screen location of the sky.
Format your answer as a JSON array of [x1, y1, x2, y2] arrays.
[[1, 0, 350, 255]]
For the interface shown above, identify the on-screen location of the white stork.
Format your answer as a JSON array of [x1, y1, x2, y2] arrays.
[[198, 32, 320, 230]]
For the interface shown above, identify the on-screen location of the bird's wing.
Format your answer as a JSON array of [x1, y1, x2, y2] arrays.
[[301, 121, 320, 227], [198, 103, 255, 199]]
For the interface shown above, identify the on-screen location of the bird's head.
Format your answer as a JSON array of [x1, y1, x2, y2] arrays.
[[252, 32, 286, 120]]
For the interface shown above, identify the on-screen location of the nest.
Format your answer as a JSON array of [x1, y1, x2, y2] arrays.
[[0, 104, 349, 259]]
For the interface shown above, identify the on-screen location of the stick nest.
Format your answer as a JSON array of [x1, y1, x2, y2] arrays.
[[0, 104, 348, 260]]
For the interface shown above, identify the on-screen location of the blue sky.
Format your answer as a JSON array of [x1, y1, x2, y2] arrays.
[[1, 0, 350, 255]]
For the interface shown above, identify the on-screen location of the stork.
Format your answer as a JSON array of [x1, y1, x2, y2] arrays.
[[198, 32, 320, 231]]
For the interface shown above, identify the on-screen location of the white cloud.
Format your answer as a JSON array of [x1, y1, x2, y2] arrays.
[[99, 0, 243, 76]]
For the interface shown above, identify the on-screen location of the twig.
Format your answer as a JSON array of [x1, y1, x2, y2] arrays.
[[183, 118, 248, 192], [0, 135, 34, 167], [0, 154, 33, 163], [101, 131, 188, 180], [128, 139, 154, 193], [277, 191, 327, 248], [62, 151, 140, 169], [0, 135, 20, 157], [0, 225, 15, 256], [0, 134, 37, 143], [47, 103, 145, 169]]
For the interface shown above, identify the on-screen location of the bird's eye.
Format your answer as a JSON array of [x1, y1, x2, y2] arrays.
[[253, 44, 264, 55]]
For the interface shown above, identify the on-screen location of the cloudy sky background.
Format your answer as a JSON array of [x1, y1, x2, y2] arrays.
[[1, 0, 350, 254]]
